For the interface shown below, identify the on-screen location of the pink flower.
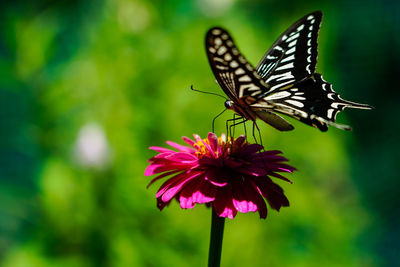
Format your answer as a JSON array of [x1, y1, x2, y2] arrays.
[[145, 133, 296, 219]]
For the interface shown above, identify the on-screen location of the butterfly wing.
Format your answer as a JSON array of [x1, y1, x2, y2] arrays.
[[257, 11, 322, 92], [205, 27, 268, 102], [206, 27, 295, 131], [252, 74, 372, 131], [205, 18, 372, 132], [253, 11, 372, 131]]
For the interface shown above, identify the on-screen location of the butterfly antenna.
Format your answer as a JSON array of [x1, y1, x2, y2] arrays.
[[190, 85, 228, 100]]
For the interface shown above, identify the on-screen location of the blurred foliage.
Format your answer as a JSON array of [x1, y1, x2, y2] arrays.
[[0, 0, 399, 266]]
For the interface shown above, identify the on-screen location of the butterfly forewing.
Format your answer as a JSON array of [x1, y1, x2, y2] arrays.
[[257, 11, 322, 93], [205, 27, 268, 101]]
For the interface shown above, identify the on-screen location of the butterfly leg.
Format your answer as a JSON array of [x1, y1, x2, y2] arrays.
[[225, 115, 244, 136], [252, 121, 263, 148], [243, 117, 248, 140], [232, 117, 247, 139], [232, 114, 238, 137], [230, 118, 246, 138], [226, 116, 246, 140], [233, 113, 248, 140]]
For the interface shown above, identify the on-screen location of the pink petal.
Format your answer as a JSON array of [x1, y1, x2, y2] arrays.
[[144, 163, 165, 176], [256, 196, 268, 219], [217, 206, 236, 219], [200, 139, 215, 158], [156, 197, 171, 211], [232, 180, 258, 213], [144, 162, 195, 176], [232, 198, 257, 213], [240, 143, 263, 155], [179, 194, 195, 209], [259, 150, 282, 156], [191, 190, 215, 204], [205, 169, 228, 187], [268, 172, 293, 183], [278, 167, 293, 173], [249, 180, 268, 219], [182, 136, 195, 146], [193, 181, 217, 203], [217, 145, 224, 156], [238, 166, 267, 177], [169, 163, 201, 170], [147, 170, 181, 188], [179, 179, 216, 209], [165, 152, 198, 163], [166, 141, 195, 153], [254, 177, 289, 210], [155, 171, 196, 198], [149, 146, 175, 153], [153, 152, 174, 159], [179, 178, 203, 209], [160, 172, 203, 202], [207, 132, 218, 151], [193, 134, 202, 142], [214, 185, 237, 219], [277, 164, 297, 173], [191, 134, 203, 151], [233, 135, 246, 147]]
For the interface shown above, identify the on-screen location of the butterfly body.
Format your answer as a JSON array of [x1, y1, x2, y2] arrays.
[[205, 11, 372, 132]]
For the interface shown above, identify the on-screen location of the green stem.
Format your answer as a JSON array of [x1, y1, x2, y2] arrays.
[[208, 208, 225, 267]]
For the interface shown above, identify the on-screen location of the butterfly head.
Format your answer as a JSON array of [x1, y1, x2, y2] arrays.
[[224, 100, 234, 109], [224, 99, 255, 121]]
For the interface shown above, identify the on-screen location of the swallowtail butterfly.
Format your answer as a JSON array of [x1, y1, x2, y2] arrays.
[[205, 11, 372, 131]]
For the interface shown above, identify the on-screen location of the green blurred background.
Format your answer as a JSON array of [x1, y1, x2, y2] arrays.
[[0, 0, 398, 266]]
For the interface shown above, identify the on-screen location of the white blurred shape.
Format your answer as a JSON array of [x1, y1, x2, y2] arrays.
[[75, 123, 111, 168], [196, 0, 235, 17]]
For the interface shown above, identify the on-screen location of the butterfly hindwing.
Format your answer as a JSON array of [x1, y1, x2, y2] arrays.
[[257, 11, 322, 92], [252, 74, 372, 131]]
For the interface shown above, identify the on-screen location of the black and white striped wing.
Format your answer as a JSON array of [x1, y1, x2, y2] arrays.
[[257, 11, 322, 92], [204, 19, 372, 132], [252, 74, 372, 131], [205, 27, 268, 102]]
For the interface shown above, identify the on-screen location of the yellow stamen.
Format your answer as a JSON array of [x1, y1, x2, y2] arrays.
[[193, 136, 238, 158]]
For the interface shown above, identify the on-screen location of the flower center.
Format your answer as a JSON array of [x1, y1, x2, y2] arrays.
[[193, 136, 238, 158], [193, 137, 231, 158], [194, 140, 208, 157]]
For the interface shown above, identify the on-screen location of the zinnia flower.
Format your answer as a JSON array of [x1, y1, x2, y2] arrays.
[[145, 133, 296, 219]]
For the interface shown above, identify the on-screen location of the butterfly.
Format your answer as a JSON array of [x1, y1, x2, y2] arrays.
[[205, 11, 372, 132]]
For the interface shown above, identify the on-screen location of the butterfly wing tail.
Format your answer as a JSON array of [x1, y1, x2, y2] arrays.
[[341, 100, 373, 110], [315, 74, 373, 113], [319, 118, 352, 131]]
